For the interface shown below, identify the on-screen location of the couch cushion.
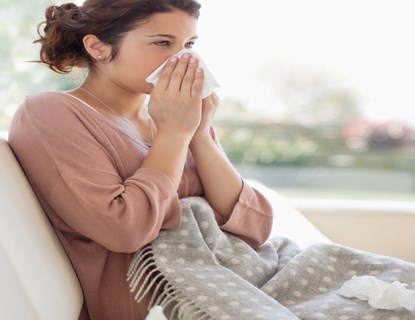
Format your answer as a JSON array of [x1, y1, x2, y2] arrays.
[[0, 138, 83, 320]]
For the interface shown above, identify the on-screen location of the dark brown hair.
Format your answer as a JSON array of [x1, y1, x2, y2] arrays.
[[35, 0, 201, 74]]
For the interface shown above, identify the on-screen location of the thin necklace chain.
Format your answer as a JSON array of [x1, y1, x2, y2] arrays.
[[79, 86, 154, 144]]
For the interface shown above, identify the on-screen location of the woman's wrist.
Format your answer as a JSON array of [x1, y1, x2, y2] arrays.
[[189, 130, 212, 150], [156, 129, 194, 146]]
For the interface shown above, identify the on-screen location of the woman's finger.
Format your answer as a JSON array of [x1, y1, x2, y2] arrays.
[[180, 57, 199, 94], [191, 67, 204, 98], [167, 53, 191, 92], [154, 56, 178, 91], [209, 91, 219, 104]]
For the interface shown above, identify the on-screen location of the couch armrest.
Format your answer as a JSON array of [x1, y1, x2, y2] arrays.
[[247, 179, 331, 248], [0, 137, 84, 320]]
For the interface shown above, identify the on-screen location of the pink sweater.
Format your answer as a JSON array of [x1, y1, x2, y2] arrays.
[[9, 92, 273, 320]]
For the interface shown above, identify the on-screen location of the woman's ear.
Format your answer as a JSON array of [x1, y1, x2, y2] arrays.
[[83, 34, 111, 62]]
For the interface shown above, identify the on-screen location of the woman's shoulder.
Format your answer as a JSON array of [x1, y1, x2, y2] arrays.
[[9, 91, 94, 152], [22, 91, 73, 108], [16, 91, 83, 120], [11, 90, 89, 131]]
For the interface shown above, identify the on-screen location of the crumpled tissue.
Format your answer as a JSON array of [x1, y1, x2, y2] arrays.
[[144, 306, 167, 320], [337, 275, 415, 311], [145, 48, 220, 99]]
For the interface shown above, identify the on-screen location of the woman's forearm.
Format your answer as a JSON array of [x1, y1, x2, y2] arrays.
[[190, 134, 243, 219], [141, 132, 192, 190]]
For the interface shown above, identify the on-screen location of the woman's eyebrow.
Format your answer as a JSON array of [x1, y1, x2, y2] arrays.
[[147, 34, 198, 40]]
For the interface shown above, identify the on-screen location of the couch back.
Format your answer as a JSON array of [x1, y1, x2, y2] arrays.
[[0, 137, 83, 319]]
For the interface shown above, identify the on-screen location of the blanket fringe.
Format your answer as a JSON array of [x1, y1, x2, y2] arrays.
[[128, 244, 213, 320], [149, 278, 169, 308], [127, 245, 153, 280]]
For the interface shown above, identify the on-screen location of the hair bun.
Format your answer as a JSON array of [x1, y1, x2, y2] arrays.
[[36, 2, 87, 73], [46, 3, 79, 23]]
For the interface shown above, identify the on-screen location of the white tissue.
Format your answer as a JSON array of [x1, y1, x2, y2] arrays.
[[144, 306, 167, 320], [145, 49, 220, 99], [337, 275, 415, 311]]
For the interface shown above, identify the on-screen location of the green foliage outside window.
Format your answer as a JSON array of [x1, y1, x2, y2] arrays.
[[217, 110, 415, 174]]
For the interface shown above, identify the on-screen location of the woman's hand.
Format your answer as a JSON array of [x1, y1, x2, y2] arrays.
[[141, 54, 204, 190], [148, 54, 204, 140], [191, 91, 219, 143]]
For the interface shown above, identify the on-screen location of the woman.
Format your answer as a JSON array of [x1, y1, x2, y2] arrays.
[[9, 0, 273, 319]]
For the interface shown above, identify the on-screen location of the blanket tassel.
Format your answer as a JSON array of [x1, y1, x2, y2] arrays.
[[128, 245, 213, 320]]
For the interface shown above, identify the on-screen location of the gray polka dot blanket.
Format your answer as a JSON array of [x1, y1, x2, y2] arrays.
[[127, 197, 415, 320]]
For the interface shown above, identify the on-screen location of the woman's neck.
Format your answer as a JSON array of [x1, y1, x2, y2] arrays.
[[80, 75, 148, 122]]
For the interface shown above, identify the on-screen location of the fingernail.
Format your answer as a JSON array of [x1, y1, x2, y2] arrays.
[[181, 53, 190, 59], [170, 56, 178, 62]]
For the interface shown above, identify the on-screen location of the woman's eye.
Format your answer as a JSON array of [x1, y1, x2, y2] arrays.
[[154, 41, 171, 47], [185, 42, 195, 49]]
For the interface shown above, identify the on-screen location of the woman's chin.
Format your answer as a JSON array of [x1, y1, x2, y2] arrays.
[[142, 83, 154, 95], [132, 83, 153, 95]]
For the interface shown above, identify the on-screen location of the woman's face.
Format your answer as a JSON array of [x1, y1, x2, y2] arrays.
[[103, 10, 198, 94]]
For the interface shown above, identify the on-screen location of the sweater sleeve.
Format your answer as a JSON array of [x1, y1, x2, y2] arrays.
[[208, 127, 274, 249], [217, 181, 274, 249], [9, 94, 181, 253]]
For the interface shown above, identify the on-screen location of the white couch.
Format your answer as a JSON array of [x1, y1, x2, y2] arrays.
[[0, 134, 330, 319], [0, 136, 84, 319]]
